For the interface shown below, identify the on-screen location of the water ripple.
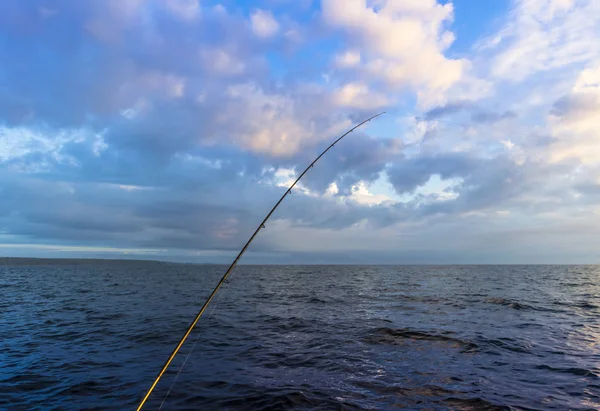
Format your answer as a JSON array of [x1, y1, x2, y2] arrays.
[[1, 263, 599, 410]]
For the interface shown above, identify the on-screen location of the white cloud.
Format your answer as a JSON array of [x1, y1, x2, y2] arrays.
[[201, 48, 246, 75], [521, 0, 575, 23], [321, 0, 467, 107], [273, 167, 297, 187], [121, 99, 150, 119], [501, 140, 515, 150], [164, 0, 201, 20], [349, 181, 392, 205], [222, 83, 330, 157], [402, 174, 462, 203], [482, 0, 600, 81], [84, 0, 144, 43], [335, 50, 361, 68], [332, 82, 388, 109], [325, 182, 339, 197], [549, 63, 600, 163], [250, 9, 280, 38], [92, 133, 108, 156], [118, 184, 153, 191], [431, 0, 600, 174], [0, 126, 88, 166]]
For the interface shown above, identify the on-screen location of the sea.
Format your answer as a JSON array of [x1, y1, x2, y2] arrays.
[[1, 261, 599, 410]]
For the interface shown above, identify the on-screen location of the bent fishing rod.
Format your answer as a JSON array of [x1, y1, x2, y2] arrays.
[[136, 112, 385, 410]]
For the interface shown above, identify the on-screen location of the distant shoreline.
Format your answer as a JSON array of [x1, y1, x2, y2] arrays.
[[0, 257, 217, 266]]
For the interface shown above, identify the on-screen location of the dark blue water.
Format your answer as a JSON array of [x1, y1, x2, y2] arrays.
[[1, 263, 599, 410]]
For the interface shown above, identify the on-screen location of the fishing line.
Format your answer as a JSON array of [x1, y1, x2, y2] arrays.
[[157, 274, 231, 411], [136, 112, 386, 411]]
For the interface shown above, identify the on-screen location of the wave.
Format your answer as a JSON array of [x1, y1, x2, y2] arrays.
[[479, 338, 532, 354], [179, 387, 368, 411], [352, 381, 510, 410], [364, 327, 479, 352], [443, 397, 512, 410], [535, 365, 598, 378], [485, 297, 534, 310], [552, 300, 599, 310]]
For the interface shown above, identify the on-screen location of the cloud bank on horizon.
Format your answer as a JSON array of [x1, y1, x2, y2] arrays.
[[1, 0, 600, 263]]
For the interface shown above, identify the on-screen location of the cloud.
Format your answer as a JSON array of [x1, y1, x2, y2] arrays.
[[424, 102, 471, 120], [165, 0, 201, 21], [332, 82, 389, 109], [348, 181, 393, 206], [479, 0, 600, 81], [2, 0, 600, 263], [334, 50, 361, 68], [471, 110, 516, 124], [322, 0, 468, 107], [548, 63, 600, 163], [250, 9, 280, 38]]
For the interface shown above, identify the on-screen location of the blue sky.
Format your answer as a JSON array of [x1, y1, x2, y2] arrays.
[[2, 0, 600, 264]]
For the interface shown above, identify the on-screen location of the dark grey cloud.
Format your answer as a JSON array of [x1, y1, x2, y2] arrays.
[[471, 110, 516, 123], [387, 153, 475, 194], [551, 93, 599, 118], [423, 102, 471, 120], [386, 148, 573, 221], [0, 153, 409, 254], [423, 101, 517, 124], [298, 131, 402, 195]]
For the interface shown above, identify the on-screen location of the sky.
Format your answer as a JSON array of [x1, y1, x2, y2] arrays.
[[1, 0, 600, 264]]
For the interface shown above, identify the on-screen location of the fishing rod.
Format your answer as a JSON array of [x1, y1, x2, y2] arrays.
[[136, 111, 385, 410]]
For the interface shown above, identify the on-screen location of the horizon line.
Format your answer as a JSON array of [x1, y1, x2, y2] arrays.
[[2, 256, 599, 266]]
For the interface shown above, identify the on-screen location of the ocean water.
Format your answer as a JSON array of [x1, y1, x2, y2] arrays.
[[1, 263, 599, 410]]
